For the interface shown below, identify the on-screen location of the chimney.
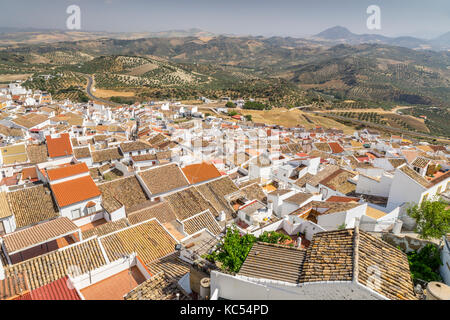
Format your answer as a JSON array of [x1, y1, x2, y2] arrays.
[[267, 200, 273, 215], [354, 217, 360, 228], [392, 219, 403, 235], [199, 277, 211, 300], [218, 211, 226, 222], [296, 237, 302, 249]]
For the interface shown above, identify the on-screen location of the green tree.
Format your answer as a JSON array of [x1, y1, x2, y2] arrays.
[[257, 230, 291, 244], [244, 114, 252, 122], [205, 227, 256, 273], [205, 226, 291, 273], [225, 101, 236, 108], [228, 110, 238, 117], [407, 198, 450, 240], [407, 244, 443, 284]]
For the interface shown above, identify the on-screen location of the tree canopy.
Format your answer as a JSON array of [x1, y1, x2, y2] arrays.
[[407, 198, 450, 240], [225, 101, 236, 108], [205, 226, 291, 273], [406, 244, 442, 285]]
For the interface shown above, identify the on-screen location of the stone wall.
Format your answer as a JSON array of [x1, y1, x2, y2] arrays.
[[380, 233, 439, 253]]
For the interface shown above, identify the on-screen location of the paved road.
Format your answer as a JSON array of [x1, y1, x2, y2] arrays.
[[84, 74, 122, 107], [309, 111, 449, 142]]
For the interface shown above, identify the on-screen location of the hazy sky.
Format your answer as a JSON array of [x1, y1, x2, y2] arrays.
[[0, 0, 449, 38]]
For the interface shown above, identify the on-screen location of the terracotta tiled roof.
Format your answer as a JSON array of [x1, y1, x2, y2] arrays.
[[314, 142, 331, 153], [0, 192, 12, 219], [387, 158, 406, 169], [300, 229, 355, 283], [73, 146, 91, 159], [4, 238, 107, 290], [12, 114, 48, 129], [294, 173, 314, 188], [319, 169, 357, 195], [181, 210, 222, 235], [357, 230, 416, 300], [307, 165, 340, 187], [7, 185, 59, 229], [98, 176, 149, 213], [146, 252, 190, 280], [16, 276, 81, 300], [82, 218, 129, 239], [411, 156, 430, 169], [46, 133, 73, 158], [128, 201, 177, 225], [398, 164, 430, 188], [280, 143, 303, 155], [326, 196, 360, 203], [166, 186, 219, 220], [2, 217, 79, 254], [47, 163, 89, 181], [284, 192, 314, 205], [196, 176, 239, 220], [21, 167, 38, 181], [298, 228, 416, 299], [182, 162, 221, 184], [0, 273, 29, 300], [51, 176, 101, 207], [304, 200, 361, 215], [91, 147, 123, 163], [0, 125, 23, 138], [26, 144, 48, 164], [239, 183, 267, 203], [100, 219, 177, 265], [124, 271, 190, 300], [138, 164, 189, 195], [132, 154, 157, 162], [238, 242, 306, 283], [328, 142, 344, 154], [120, 140, 152, 153]]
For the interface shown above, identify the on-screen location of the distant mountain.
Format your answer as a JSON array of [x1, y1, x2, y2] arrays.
[[0, 27, 217, 47], [312, 26, 450, 51], [432, 31, 450, 48], [315, 26, 359, 40]]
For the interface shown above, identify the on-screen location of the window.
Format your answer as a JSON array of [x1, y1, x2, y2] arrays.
[[436, 186, 442, 195], [87, 206, 96, 215], [0, 221, 5, 236], [422, 193, 429, 202], [245, 214, 251, 222], [71, 208, 81, 219]]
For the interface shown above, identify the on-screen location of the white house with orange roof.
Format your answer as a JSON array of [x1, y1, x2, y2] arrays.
[[47, 164, 103, 223]]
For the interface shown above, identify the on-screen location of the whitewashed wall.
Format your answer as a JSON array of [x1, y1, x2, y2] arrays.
[[210, 271, 386, 300]]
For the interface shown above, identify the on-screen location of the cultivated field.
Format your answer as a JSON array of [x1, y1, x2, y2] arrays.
[[93, 88, 136, 98], [236, 108, 355, 133], [0, 73, 32, 82]]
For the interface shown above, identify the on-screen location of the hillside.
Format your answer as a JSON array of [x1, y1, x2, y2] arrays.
[[312, 26, 450, 51], [287, 44, 450, 105], [1, 34, 449, 109]]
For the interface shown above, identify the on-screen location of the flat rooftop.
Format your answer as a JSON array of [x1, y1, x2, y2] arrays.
[[80, 267, 146, 300]]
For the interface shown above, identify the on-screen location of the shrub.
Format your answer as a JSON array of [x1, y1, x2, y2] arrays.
[[406, 244, 443, 285], [205, 226, 291, 273]]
